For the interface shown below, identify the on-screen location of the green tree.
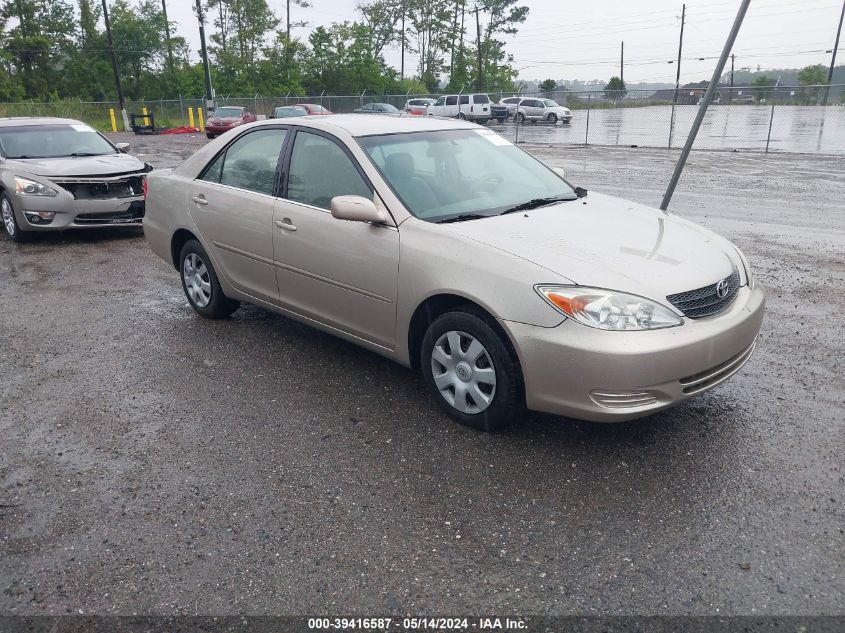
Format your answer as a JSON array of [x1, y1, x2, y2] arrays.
[[750, 75, 775, 100], [406, 0, 455, 90], [604, 76, 626, 99], [797, 64, 828, 103], [538, 79, 556, 93]]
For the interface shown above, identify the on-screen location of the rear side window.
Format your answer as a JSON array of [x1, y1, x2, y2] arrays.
[[199, 128, 287, 196], [473, 94, 490, 104], [459, 95, 469, 105], [445, 96, 458, 106]]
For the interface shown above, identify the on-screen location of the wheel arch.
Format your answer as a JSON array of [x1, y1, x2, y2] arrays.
[[170, 228, 198, 270], [407, 292, 518, 371]]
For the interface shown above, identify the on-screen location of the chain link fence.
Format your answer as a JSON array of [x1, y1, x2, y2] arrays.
[[0, 85, 842, 154]]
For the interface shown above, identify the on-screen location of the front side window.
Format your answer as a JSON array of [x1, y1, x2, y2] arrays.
[[199, 128, 287, 195], [359, 129, 576, 222], [286, 131, 371, 210], [445, 96, 458, 106], [435, 97, 446, 106]]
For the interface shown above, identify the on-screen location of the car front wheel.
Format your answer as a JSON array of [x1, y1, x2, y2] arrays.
[[422, 310, 523, 431], [179, 239, 240, 318], [206, 133, 215, 139], [515, 112, 525, 124], [1, 193, 31, 243], [548, 113, 558, 124]]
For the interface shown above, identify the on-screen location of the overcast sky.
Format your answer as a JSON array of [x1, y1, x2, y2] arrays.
[[169, 0, 843, 85]]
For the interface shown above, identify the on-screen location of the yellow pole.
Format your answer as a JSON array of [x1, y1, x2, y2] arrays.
[[142, 106, 149, 127], [187, 107, 195, 128], [197, 107, 205, 130], [108, 108, 117, 133]]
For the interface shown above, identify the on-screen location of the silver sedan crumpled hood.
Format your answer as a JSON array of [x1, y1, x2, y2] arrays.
[[446, 191, 738, 301], [5, 154, 146, 177]]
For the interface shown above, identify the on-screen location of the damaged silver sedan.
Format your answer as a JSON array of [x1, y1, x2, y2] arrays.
[[0, 117, 150, 242]]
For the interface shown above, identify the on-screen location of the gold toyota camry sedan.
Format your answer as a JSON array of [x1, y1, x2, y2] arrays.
[[143, 115, 765, 431]]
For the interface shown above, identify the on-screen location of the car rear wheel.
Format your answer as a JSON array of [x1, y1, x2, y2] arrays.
[[1, 193, 31, 243], [422, 310, 523, 431], [548, 113, 558, 124], [179, 239, 240, 319]]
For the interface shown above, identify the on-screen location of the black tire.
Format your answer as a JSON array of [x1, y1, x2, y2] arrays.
[[496, 117, 506, 123], [206, 133, 215, 139], [515, 112, 525, 124], [178, 239, 240, 319], [458, 112, 467, 120], [548, 113, 558, 124], [477, 118, 489, 125], [421, 309, 523, 432], [1, 192, 32, 243]]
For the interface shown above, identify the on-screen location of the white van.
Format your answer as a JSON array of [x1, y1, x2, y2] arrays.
[[427, 93, 491, 123]]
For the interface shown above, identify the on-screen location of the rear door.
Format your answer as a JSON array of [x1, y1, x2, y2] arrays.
[[188, 127, 288, 303]]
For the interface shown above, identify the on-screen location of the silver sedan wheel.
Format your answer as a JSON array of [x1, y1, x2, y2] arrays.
[[182, 252, 212, 308], [1, 198, 16, 236], [431, 330, 497, 414]]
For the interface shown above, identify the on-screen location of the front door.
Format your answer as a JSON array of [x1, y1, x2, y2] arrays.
[[188, 127, 288, 303], [272, 129, 400, 349]]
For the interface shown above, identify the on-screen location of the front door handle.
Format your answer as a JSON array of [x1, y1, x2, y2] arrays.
[[274, 218, 297, 232], [191, 195, 208, 206]]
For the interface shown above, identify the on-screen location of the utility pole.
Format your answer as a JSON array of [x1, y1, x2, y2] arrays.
[[661, 0, 751, 211], [161, 0, 174, 71], [823, 0, 844, 105], [475, 5, 483, 91], [400, 0, 406, 81], [673, 4, 685, 103], [729, 53, 735, 102], [195, 0, 215, 112], [620, 41, 624, 84], [101, 0, 129, 131], [450, 2, 459, 77], [286, 0, 291, 41]]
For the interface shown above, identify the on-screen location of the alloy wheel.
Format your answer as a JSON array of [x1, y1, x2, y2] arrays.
[[183, 252, 212, 308], [430, 330, 497, 414], [1, 198, 16, 236]]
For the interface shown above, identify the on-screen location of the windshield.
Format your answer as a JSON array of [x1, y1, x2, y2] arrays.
[[0, 123, 116, 159], [543, 99, 559, 107], [358, 129, 576, 222], [213, 107, 243, 118]]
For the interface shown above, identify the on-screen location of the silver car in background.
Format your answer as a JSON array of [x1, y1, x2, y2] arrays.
[[516, 98, 573, 124], [0, 117, 149, 242]]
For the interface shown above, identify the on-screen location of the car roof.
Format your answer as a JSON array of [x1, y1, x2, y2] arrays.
[[262, 113, 479, 137], [0, 117, 86, 128]]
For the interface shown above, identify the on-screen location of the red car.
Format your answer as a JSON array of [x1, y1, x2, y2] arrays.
[[205, 106, 257, 139]]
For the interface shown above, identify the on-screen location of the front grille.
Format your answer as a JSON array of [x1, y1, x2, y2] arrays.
[[56, 176, 145, 201], [666, 269, 740, 319], [74, 201, 145, 225]]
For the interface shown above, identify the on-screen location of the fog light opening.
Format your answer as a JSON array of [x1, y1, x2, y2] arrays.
[[24, 211, 56, 225]]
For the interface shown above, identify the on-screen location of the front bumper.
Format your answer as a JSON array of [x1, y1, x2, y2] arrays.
[[500, 282, 766, 422], [205, 124, 238, 134], [11, 182, 145, 230]]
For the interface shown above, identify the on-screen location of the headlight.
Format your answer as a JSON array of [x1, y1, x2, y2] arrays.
[[14, 176, 57, 197], [732, 245, 754, 289], [536, 286, 683, 331]]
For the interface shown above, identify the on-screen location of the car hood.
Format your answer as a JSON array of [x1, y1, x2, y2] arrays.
[[445, 191, 738, 301], [5, 153, 146, 178]]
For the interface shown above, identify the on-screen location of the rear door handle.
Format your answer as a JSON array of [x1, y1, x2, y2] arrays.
[[191, 195, 208, 206], [274, 218, 297, 232]]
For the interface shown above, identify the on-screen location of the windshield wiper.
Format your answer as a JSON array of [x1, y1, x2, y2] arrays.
[[499, 195, 577, 215], [69, 152, 107, 157], [435, 213, 491, 224]]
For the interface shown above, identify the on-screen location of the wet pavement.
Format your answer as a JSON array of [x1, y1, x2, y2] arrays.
[[0, 134, 843, 616]]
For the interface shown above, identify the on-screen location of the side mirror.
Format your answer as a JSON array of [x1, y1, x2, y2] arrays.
[[331, 195, 387, 224], [552, 166, 565, 179], [115, 142, 130, 153]]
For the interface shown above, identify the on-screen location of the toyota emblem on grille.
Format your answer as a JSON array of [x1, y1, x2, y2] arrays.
[[716, 279, 729, 299]]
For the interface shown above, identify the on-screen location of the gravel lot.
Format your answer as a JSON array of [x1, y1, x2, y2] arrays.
[[1, 132, 843, 617]]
